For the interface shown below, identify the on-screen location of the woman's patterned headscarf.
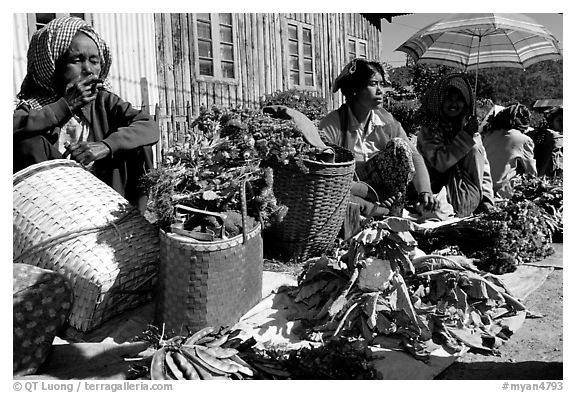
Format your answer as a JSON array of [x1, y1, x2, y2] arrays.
[[486, 103, 531, 133], [331, 58, 391, 95], [17, 16, 112, 109], [421, 73, 474, 141]]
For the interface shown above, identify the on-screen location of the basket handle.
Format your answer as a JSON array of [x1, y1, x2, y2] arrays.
[[240, 180, 248, 244], [174, 181, 250, 243]]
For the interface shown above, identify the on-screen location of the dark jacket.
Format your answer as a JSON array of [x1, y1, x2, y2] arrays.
[[13, 90, 159, 206]]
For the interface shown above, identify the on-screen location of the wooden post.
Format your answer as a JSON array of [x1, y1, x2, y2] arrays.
[[154, 103, 162, 166], [170, 100, 176, 144], [186, 101, 192, 131], [140, 77, 150, 114]]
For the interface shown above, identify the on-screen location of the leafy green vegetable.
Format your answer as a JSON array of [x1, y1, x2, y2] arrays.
[[143, 105, 330, 230]]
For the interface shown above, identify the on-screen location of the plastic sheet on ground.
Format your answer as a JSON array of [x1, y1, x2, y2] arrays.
[[25, 256, 558, 380]]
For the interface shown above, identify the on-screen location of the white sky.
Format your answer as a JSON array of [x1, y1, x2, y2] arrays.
[[380, 13, 563, 67]]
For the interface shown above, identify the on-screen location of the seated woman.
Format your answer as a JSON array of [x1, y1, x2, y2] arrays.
[[13, 16, 159, 212], [417, 73, 494, 217], [482, 103, 537, 197], [527, 106, 563, 178], [318, 58, 438, 219]]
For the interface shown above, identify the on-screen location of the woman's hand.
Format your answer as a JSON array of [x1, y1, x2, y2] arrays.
[[418, 191, 439, 212], [63, 75, 103, 111], [66, 141, 110, 166], [463, 115, 479, 136]]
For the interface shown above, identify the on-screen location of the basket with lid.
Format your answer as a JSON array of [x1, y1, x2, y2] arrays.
[[13, 160, 160, 332]]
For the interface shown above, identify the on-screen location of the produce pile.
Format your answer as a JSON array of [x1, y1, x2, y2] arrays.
[[414, 175, 562, 274], [288, 218, 528, 362], [143, 106, 329, 232], [508, 175, 563, 241], [128, 324, 375, 380]]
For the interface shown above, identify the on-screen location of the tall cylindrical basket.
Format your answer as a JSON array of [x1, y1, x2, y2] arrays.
[[155, 183, 263, 333]]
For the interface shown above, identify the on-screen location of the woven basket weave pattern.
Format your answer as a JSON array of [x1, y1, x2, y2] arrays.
[[13, 160, 160, 332], [268, 146, 355, 260], [156, 225, 263, 333]]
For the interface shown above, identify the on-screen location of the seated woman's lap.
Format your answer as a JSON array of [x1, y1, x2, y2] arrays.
[[13, 134, 62, 173]]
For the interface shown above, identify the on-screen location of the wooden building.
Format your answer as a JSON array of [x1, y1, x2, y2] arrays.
[[13, 13, 390, 154], [154, 13, 383, 117], [14, 13, 386, 110]]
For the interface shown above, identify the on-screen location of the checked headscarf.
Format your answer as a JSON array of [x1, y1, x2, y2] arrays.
[[422, 73, 474, 119], [421, 73, 475, 142], [17, 16, 112, 110]]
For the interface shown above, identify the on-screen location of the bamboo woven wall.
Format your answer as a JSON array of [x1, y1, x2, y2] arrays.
[[154, 13, 382, 122]]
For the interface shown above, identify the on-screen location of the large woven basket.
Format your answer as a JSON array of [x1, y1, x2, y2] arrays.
[[13, 160, 160, 332], [155, 184, 263, 334], [266, 145, 355, 261]]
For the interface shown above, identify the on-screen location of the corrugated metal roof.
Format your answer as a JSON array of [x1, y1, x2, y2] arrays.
[[361, 13, 412, 30], [533, 99, 563, 108]]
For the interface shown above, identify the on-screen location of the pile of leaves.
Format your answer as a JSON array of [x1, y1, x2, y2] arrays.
[[244, 339, 376, 379], [143, 106, 329, 230], [289, 218, 527, 362], [261, 88, 328, 122]]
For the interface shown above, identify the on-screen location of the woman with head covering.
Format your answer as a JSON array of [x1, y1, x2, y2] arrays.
[[13, 16, 159, 212], [417, 73, 494, 217], [527, 106, 563, 177], [318, 58, 438, 220], [482, 103, 537, 197]]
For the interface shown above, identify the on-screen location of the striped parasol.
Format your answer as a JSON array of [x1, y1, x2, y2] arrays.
[[396, 13, 562, 93]]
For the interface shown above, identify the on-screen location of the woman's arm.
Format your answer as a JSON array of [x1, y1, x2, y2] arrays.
[[411, 148, 432, 194], [520, 138, 538, 176], [13, 98, 72, 136], [480, 143, 495, 205], [98, 92, 160, 155], [317, 110, 342, 146]]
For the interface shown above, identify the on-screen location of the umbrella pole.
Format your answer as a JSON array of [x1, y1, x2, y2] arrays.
[[473, 35, 482, 116]]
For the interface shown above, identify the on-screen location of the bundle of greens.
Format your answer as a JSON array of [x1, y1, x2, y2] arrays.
[[143, 106, 330, 231], [507, 175, 563, 241], [414, 199, 556, 274]]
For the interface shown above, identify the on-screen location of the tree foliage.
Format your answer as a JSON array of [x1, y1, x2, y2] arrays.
[[388, 60, 563, 107], [261, 89, 329, 121]]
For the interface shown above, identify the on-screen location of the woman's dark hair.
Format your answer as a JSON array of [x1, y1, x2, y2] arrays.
[[339, 60, 386, 101]]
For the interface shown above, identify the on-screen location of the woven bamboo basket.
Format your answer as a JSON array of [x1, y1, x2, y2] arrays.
[[155, 183, 263, 334], [13, 160, 160, 332], [266, 145, 355, 261]]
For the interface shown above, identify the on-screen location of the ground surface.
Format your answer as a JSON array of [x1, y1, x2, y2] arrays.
[[436, 268, 563, 380]]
